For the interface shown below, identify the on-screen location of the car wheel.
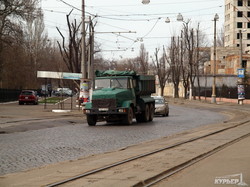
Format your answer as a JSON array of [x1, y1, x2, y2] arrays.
[[87, 115, 97, 126], [166, 111, 169, 116]]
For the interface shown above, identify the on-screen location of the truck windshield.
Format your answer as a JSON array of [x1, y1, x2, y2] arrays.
[[95, 78, 128, 90]]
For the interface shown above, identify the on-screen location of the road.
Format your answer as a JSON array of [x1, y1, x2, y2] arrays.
[[0, 102, 226, 176]]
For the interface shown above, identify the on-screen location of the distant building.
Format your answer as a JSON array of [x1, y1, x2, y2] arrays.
[[206, 0, 250, 76]]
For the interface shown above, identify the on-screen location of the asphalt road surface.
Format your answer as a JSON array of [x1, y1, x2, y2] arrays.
[[0, 103, 226, 175]]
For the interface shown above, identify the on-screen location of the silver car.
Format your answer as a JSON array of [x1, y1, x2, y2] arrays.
[[152, 96, 169, 117]]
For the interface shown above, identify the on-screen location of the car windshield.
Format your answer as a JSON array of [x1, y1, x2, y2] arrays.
[[155, 98, 164, 104], [95, 78, 128, 90], [21, 91, 33, 95]]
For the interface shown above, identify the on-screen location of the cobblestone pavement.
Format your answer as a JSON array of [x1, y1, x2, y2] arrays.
[[0, 104, 226, 175]]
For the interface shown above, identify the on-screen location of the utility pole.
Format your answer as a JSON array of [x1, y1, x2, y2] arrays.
[[81, 0, 86, 79], [91, 19, 95, 90], [79, 0, 88, 105]]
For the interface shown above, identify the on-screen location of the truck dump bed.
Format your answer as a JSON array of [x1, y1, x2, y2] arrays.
[[136, 75, 155, 96]]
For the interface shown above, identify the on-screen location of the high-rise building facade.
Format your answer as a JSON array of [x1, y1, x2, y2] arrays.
[[225, 0, 250, 52]]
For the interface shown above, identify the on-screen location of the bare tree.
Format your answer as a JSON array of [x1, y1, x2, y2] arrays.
[[0, 0, 38, 88], [182, 22, 196, 99], [138, 44, 149, 74], [23, 8, 49, 88], [0, 0, 37, 46], [56, 10, 82, 74], [152, 47, 170, 96], [178, 22, 210, 99], [217, 27, 224, 47], [167, 37, 182, 98]]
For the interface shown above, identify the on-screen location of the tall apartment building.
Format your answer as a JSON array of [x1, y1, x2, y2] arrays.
[[208, 0, 250, 76], [225, 0, 250, 51]]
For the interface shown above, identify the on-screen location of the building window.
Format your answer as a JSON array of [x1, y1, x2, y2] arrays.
[[248, 22, 250, 28], [242, 60, 247, 68], [247, 33, 250, 39], [238, 0, 243, 6], [237, 44, 240, 47], [247, 44, 250, 47], [248, 0, 250, 6], [237, 22, 243, 28], [237, 33, 240, 39], [238, 11, 243, 17]]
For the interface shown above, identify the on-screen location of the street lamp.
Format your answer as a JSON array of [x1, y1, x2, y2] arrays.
[[142, 0, 150, 4], [177, 13, 184, 22], [211, 13, 219, 104], [165, 17, 170, 23]]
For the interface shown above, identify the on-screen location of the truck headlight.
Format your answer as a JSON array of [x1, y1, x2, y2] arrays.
[[118, 109, 125, 113], [85, 109, 90, 114]]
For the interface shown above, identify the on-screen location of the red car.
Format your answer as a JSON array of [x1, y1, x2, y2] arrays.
[[18, 90, 39, 105]]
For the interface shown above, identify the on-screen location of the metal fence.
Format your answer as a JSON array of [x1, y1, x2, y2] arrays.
[[0, 89, 21, 102], [194, 85, 250, 99], [194, 75, 250, 99]]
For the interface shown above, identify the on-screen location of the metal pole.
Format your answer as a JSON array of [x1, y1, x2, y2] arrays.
[[81, 0, 86, 79], [79, 0, 87, 106], [239, 30, 243, 68], [88, 17, 91, 80], [211, 17, 217, 104], [238, 30, 244, 105], [91, 21, 95, 90]]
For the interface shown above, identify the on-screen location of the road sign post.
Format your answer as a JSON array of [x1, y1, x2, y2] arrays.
[[237, 69, 245, 105]]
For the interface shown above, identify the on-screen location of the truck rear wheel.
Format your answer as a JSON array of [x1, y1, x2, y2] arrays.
[[136, 104, 150, 123], [124, 107, 133, 125], [87, 115, 97, 126], [149, 104, 154, 121], [144, 104, 150, 122]]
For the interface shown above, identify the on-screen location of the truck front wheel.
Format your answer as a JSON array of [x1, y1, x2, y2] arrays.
[[87, 115, 97, 126], [124, 107, 133, 125]]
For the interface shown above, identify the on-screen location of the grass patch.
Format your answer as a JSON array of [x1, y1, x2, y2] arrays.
[[39, 97, 64, 104]]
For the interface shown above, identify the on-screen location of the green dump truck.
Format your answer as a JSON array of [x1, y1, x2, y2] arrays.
[[84, 70, 155, 126]]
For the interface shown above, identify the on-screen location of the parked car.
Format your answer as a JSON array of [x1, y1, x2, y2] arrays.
[[152, 96, 169, 116], [18, 90, 39, 105], [54, 88, 73, 97]]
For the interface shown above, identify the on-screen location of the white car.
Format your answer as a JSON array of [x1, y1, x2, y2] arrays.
[[152, 96, 169, 117], [55, 88, 73, 96]]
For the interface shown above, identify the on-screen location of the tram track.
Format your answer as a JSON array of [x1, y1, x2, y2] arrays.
[[1, 101, 249, 187], [46, 117, 250, 187]]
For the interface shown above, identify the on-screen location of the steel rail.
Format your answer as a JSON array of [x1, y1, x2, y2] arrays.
[[139, 132, 250, 187], [46, 119, 250, 187]]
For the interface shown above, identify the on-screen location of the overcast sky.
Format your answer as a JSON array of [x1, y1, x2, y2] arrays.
[[41, 0, 224, 60]]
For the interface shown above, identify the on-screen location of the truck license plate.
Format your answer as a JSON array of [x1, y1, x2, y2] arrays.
[[99, 108, 108, 111]]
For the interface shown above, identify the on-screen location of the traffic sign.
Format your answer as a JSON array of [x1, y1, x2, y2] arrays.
[[37, 71, 82, 80], [237, 69, 245, 78]]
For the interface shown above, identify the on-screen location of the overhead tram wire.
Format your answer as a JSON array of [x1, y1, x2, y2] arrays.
[[95, 5, 222, 18], [56, 0, 95, 17], [46, 0, 223, 58], [55, 0, 223, 21], [88, 0, 221, 8], [44, 2, 223, 23]]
